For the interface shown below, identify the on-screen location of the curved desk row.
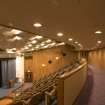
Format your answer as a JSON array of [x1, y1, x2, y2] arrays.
[[57, 62, 87, 105]]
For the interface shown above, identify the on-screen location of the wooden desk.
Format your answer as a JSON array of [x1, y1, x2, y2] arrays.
[[0, 97, 13, 105]]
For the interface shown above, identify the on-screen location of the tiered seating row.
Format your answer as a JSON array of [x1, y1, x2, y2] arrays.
[[10, 61, 80, 105]]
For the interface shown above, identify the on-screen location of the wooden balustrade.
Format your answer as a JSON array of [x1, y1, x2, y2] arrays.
[[57, 61, 87, 105], [11, 59, 86, 105]]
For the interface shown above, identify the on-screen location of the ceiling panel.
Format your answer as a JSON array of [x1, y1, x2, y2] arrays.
[[0, 0, 104, 51]]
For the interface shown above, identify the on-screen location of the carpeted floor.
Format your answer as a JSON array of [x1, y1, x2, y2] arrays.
[[0, 98, 13, 105], [0, 83, 21, 99], [74, 65, 105, 105], [0, 82, 32, 99]]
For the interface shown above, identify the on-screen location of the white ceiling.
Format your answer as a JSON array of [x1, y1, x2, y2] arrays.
[[0, 0, 105, 52]]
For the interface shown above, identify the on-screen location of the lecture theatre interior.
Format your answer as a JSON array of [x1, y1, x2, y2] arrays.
[[0, 0, 105, 105]]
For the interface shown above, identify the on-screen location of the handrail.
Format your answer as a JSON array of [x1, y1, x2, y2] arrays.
[[59, 62, 87, 79], [57, 61, 87, 105]]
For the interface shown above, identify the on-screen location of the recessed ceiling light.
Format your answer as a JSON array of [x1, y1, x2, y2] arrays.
[[28, 44, 32, 47], [78, 44, 83, 49], [40, 43, 45, 46], [24, 46, 29, 50], [35, 46, 40, 49], [32, 40, 37, 44], [6, 49, 15, 54], [42, 45, 49, 48], [8, 36, 22, 41], [97, 40, 102, 44], [7, 51, 15, 54], [35, 35, 43, 39], [78, 43, 82, 46], [68, 38, 73, 41], [46, 39, 52, 43], [11, 29, 22, 34], [74, 41, 78, 44], [30, 35, 43, 40], [31, 48, 34, 51], [57, 33, 64, 37], [50, 42, 56, 46], [12, 48, 16, 50], [56, 42, 65, 46], [13, 36, 22, 40], [33, 22, 42, 27], [3, 29, 22, 36], [95, 30, 102, 34]]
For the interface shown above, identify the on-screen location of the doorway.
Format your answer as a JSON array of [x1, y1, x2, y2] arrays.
[[0, 58, 16, 88]]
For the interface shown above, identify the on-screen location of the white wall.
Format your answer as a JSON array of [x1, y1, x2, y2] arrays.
[[16, 56, 24, 82]]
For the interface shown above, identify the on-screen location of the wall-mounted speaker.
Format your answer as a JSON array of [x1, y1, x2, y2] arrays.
[[62, 53, 67, 56], [48, 60, 52, 64]]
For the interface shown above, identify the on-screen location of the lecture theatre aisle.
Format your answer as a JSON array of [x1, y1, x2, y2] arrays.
[[74, 64, 105, 105]]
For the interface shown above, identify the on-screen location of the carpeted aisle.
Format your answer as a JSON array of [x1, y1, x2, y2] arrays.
[[74, 65, 105, 105], [0, 83, 32, 99], [0, 83, 21, 99]]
